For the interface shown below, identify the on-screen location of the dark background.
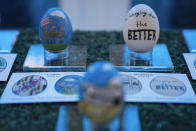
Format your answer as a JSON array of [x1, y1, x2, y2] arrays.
[[0, 0, 196, 29], [0, 0, 58, 29], [132, 0, 196, 29]]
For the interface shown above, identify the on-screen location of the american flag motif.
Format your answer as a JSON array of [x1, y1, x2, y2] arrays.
[[41, 17, 50, 27]]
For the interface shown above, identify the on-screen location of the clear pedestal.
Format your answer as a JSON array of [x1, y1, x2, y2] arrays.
[[109, 44, 174, 71], [183, 30, 196, 53], [44, 48, 69, 66], [0, 30, 19, 53], [128, 49, 152, 66], [23, 44, 87, 71]]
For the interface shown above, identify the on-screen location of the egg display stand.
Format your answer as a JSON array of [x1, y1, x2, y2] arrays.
[[23, 44, 87, 71], [182, 30, 196, 53], [109, 44, 174, 71], [0, 30, 19, 53], [55, 105, 141, 131], [44, 48, 68, 66]]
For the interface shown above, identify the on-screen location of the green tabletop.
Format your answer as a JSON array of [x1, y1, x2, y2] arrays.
[[0, 30, 196, 131]]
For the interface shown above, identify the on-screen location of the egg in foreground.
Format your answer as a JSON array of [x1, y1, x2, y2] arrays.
[[79, 61, 124, 124]]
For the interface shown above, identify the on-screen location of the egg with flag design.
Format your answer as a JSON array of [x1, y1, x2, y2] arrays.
[[39, 8, 72, 52]]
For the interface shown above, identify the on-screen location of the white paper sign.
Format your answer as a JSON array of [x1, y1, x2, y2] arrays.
[[183, 53, 196, 80], [122, 72, 196, 103], [0, 54, 17, 81], [0, 72, 82, 104], [0, 72, 195, 104]]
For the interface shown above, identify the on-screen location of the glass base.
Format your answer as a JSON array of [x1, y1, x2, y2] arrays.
[[23, 44, 87, 71], [0, 30, 19, 53], [128, 49, 153, 66], [44, 48, 69, 66], [182, 30, 196, 53], [55, 105, 141, 131], [109, 44, 174, 71]]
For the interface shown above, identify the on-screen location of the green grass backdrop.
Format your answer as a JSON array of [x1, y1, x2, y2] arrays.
[[0, 30, 196, 131]]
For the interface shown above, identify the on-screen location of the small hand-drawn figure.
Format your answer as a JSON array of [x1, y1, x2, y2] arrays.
[[55, 75, 82, 95], [49, 25, 57, 38], [21, 84, 31, 92], [47, 24, 57, 43], [58, 26, 64, 42], [42, 27, 49, 42]]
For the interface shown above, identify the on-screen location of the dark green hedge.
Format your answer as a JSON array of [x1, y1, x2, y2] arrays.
[[0, 30, 195, 131]]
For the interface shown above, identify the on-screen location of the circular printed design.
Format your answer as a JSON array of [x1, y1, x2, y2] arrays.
[[12, 75, 47, 96], [55, 75, 82, 95], [0, 57, 7, 72], [150, 76, 186, 96], [120, 75, 142, 95]]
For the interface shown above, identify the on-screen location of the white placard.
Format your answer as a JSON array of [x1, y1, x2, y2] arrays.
[[183, 53, 196, 80], [122, 72, 196, 103], [0, 72, 82, 104], [0, 54, 17, 81], [0, 72, 195, 104]]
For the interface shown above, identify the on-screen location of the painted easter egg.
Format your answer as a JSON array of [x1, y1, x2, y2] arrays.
[[39, 8, 72, 52], [123, 4, 160, 53], [79, 61, 124, 124]]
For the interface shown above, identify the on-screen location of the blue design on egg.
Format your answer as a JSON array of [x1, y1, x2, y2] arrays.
[[39, 8, 72, 44], [79, 61, 119, 99], [83, 61, 119, 87]]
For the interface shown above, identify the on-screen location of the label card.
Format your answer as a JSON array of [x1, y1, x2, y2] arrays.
[[122, 72, 196, 103], [0, 54, 17, 81], [183, 53, 196, 80], [0, 72, 195, 104], [0, 72, 82, 104]]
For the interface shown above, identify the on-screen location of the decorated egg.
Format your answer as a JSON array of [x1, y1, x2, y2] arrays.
[[39, 8, 72, 52], [79, 61, 123, 124], [123, 4, 160, 53]]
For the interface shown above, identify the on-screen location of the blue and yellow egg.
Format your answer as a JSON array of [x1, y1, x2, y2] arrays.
[[79, 61, 124, 124]]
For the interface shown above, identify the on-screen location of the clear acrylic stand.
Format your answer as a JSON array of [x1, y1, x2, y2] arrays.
[[23, 44, 87, 71], [182, 30, 196, 53], [110, 44, 174, 71], [0, 30, 19, 53], [44, 48, 69, 66]]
